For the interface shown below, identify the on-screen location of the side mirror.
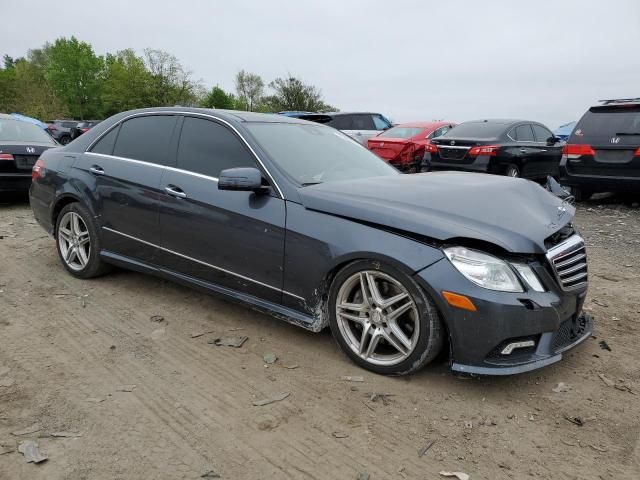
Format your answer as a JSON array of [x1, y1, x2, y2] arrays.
[[548, 136, 561, 145], [218, 167, 269, 193]]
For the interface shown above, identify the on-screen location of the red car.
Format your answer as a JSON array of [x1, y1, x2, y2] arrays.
[[368, 121, 456, 172]]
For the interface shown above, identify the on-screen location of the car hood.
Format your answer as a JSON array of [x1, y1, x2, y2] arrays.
[[297, 172, 574, 254]]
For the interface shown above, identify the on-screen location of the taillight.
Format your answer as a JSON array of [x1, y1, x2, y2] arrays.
[[562, 144, 595, 159], [468, 145, 500, 157], [80, 128, 89, 133], [635, 147, 640, 157], [48, 125, 57, 132], [32, 158, 45, 182], [0, 153, 14, 161], [424, 143, 438, 154]]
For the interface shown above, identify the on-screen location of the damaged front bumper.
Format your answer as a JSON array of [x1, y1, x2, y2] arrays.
[[415, 257, 591, 376]]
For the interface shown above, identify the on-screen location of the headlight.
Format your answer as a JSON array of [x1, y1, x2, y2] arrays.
[[444, 247, 523, 292], [512, 263, 545, 292]]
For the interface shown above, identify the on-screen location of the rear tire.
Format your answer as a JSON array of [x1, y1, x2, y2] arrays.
[[328, 259, 444, 375], [505, 164, 520, 178], [571, 187, 592, 202], [59, 135, 71, 145], [55, 203, 111, 279]]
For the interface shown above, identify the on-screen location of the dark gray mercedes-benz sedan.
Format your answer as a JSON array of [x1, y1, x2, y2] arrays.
[[29, 107, 591, 376]]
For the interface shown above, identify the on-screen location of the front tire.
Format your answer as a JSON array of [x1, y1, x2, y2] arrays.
[[55, 203, 111, 278], [328, 260, 443, 375]]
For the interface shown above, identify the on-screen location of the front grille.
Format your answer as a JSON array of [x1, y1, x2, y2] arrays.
[[546, 235, 588, 290], [437, 147, 468, 160], [13, 155, 38, 170]]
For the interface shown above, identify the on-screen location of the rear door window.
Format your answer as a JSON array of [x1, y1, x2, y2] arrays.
[[176, 116, 257, 178], [532, 124, 553, 143], [329, 115, 353, 130], [112, 115, 178, 165], [351, 114, 375, 130], [513, 124, 535, 142], [444, 122, 506, 139], [90, 126, 119, 155]]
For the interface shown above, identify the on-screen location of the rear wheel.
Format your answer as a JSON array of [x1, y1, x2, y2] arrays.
[[328, 260, 443, 375], [505, 164, 520, 178], [59, 135, 71, 145], [570, 187, 592, 202], [55, 203, 111, 278]]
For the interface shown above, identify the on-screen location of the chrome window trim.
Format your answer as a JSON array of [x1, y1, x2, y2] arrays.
[[102, 226, 305, 301], [85, 110, 283, 198]]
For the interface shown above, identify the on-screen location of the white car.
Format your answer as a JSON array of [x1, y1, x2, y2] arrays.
[[295, 112, 394, 145]]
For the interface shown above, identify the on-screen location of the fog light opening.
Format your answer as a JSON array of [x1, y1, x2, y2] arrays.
[[500, 340, 536, 355]]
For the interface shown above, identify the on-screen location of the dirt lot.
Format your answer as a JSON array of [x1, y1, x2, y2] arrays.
[[1, 194, 639, 480]]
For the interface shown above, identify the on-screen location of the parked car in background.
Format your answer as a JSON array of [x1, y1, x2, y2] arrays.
[[47, 119, 78, 145], [0, 113, 57, 192], [427, 119, 562, 179], [30, 107, 591, 376], [368, 121, 455, 172], [287, 112, 393, 145], [70, 121, 101, 140], [559, 98, 640, 201]]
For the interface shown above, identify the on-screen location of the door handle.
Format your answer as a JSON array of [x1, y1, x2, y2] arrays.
[[519, 148, 527, 153], [165, 185, 187, 198], [89, 165, 105, 175]]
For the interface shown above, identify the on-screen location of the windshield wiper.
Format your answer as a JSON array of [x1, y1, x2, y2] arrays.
[[615, 132, 640, 135], [301, 182, 322, 187]]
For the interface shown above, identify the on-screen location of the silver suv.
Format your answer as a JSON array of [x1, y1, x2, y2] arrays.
[[294, 112, 393, 145]]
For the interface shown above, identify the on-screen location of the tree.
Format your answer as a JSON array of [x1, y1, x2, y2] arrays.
[[102, 49, 154, 116], [201, 86, 237, 109], [263, 75, 335, 112], [45, 37, 103, 119], [234, 70, 264, 111], [143, 49, 202, 107]]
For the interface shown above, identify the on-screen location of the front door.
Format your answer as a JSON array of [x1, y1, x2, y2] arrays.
[[158, 115, 286, 303]]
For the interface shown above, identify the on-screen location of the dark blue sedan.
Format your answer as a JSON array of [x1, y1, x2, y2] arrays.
[[29, 107, 591, 376]]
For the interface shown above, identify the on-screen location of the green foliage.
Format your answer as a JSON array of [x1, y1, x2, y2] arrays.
[[235, 70, 264, 111], [45, 37, 103, 119], [264, 75, 335, 113], [201, 86, 238, 110], [102, 49, 154, 117], [0, 38, 338, 122]]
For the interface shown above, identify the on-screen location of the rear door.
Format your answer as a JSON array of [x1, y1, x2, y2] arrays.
[[80, 114, 179, 263], [532, 123, 561, 176], [157, 115, 286, 303], [504, 124, 549, 178], [342, 114, 377, 145]]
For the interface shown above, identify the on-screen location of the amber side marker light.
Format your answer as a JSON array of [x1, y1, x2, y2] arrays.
[[442, 291, 477, 312]]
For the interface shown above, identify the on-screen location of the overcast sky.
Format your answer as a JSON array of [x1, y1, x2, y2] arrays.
[[1, 0, 639, 128]]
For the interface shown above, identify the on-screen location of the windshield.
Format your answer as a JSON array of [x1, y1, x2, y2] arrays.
[[444, 122, 506, 139], [377, 126, 423, 139], [0, 119, 55, 143], [246, 123, 399, 185]]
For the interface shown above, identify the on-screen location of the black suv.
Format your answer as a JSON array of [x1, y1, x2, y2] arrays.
[[427, 119, 562, 179], [559, 98, 640, 200]]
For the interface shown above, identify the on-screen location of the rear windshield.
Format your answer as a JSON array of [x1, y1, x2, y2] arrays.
[[377, 127, 423, 139], [572, 106, 640, 143], [0, 119, 55, 143], [443, 122, 506, 139]]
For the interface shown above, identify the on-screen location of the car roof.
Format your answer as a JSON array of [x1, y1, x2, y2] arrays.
[[0, 113, 16, 121], [321, 111, 383, 116], [391, 121, 454, 129], [462, 119, 529, 126]]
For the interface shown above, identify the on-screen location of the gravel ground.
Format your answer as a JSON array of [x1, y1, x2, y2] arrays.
[[0, 193, 639, 480]]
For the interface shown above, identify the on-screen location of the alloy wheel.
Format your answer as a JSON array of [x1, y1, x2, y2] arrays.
[[335, 270, 420, 366], [57, 212, 91, 271]]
